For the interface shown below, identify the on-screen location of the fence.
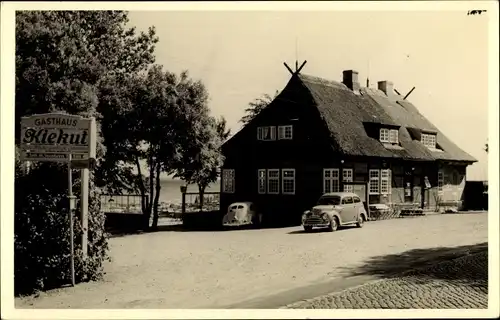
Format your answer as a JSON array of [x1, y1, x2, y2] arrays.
[[182, 192, 220, 213], [100, 194, 144, 214], [99, 192, 221, 215]]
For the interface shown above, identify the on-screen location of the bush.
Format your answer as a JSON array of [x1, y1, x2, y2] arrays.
[[15, 161, 109, 296]]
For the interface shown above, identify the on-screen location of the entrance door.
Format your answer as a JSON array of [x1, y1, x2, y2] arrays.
[[404, 171, 413, 202]]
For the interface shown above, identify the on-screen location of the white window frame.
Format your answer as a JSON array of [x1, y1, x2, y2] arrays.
[[389, 129, 399, 144], [267, 169, 280, 194], [343, 169, 353, 193], [257, 169, 266, 194], [437, 170, 444, 194], [323, 168, 340, 193], [380, 169, 392, 195], [278, 125, 293, 140], [369, 169, 380, 194], [257, 126, 276, 141], [421, 133, 437, 149], [257, 127, 263, 140], [379, 128, 390, 143], [222, 169, 235, 193], [282, 169, 296, 195]]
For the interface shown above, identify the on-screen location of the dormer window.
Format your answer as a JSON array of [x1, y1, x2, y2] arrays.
[[380, 128, 398, 144], [421, 133, 437, 149], [257, 126, 276, 141]]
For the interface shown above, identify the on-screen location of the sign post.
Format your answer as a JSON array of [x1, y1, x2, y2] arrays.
[[68, 154, 76, 287], [20, 113, 96, 287]]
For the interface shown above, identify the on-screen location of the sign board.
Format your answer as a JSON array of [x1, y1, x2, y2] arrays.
[[20, 113, 96, 162]]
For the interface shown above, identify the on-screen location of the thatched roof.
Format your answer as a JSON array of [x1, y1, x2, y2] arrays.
[[223, 72, 476, 164], [294, 74, 476, 163], [361, 86, 477, 163]]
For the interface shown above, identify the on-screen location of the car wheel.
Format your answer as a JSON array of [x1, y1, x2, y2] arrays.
[[356, 215, 364, 228], [327, 217, 339, 232], [303, 226, 313, 232]]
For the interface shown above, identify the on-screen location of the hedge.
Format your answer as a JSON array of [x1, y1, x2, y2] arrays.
[[14, 162, 109, 296]]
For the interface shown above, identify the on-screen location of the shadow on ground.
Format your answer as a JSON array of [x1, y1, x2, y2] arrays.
[[339, 242, 488, 284], [108, 221, 300, 238], [288, 225, 357, 235]]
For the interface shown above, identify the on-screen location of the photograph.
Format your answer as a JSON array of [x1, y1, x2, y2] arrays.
[[1, 1, 498, 319]]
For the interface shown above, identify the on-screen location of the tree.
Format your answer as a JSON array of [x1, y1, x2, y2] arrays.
[[174, 115, 229, 210], [215, 116, 232, 142], [239, 90, 279, 125], [100, 66, 213, 229], [15, 10, 158, 293]]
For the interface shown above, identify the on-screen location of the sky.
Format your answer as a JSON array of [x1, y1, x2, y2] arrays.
[[128, 9, 490, 181]]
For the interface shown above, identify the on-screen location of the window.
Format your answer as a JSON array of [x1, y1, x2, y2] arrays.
[[343, 169, 353, 193], [379, 128, 390, 143], [317, 195, 341, 206], [267, 169, 280, 194], [389, 129, 399, 144], [222, 169, 235, 193], [437, 171, 444, 193], [369, 169, 380, 194], [380, 128, 398, 144], [343, 196, 353, 204], [381, 169, 392, 195], [324, 169, 340, 193], [353, 196, 361, 203], [258, 169, 266, 194], [278, 125, 293, 140], [282, 169, 295, 195], [257, 126, 276, 141], [421, 133, 437, 149]]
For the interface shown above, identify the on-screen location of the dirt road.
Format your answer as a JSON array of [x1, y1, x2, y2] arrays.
[[16, 212, 488, 309]]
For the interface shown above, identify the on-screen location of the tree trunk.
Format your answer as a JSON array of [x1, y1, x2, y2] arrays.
[[151, 162, 162, 229], [198, 184, 206, 211], [145, 155, 154, 229], [135, 154, 149, 229]]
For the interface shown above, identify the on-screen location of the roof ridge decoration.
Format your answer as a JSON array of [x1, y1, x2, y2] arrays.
[[283, 60, 307, 76]]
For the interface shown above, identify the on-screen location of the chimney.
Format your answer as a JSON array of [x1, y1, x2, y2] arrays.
[[342, 70, 360, 92], [378, 80, 394, 96]]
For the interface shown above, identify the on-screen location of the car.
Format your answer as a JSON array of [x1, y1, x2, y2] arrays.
[[223, 202, 263, 228], [301, 192, 368, 232]]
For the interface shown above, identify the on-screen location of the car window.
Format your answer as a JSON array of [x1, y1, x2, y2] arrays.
[[317, 196, 341, 205], [237, 205, 244, 209], [353, 196, 361, 203], [230, 205, 237, 210], [343, 196, 353, 204]]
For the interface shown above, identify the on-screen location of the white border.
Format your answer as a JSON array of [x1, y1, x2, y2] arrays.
[[1, 1, 499, 319]]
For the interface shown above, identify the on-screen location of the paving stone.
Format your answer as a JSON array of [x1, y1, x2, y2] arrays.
[[285, 251, 487, 309]]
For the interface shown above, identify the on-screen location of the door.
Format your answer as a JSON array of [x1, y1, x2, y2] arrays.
[[404, 171, 413, 203], [341, 196, 355, 223]]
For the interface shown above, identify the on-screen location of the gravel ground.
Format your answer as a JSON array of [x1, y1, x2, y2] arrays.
[[15, 212, 488, 309], [284, 250, 488, 309]]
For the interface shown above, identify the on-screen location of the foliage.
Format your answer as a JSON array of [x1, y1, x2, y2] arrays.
[[100, 66, 214, 228], [239, 90, 279, 125], [15, 11, 157, 294], [174, 116, 230, 210], [14, 159, 109, 296]]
